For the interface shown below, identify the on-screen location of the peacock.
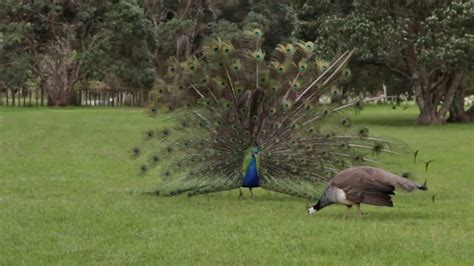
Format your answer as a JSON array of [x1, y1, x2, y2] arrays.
[[130, 29, 415, 200]]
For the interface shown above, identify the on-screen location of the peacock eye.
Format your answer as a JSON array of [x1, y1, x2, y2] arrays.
[[139, 165, 148, 173], [130, 147, 141, 158], [146, 130, 154, 137]]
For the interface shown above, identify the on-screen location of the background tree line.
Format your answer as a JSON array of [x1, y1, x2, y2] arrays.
[[1, 0, 473, 124]]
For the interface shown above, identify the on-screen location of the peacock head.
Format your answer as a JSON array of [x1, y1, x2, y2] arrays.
[[251, 146, 260, 157]]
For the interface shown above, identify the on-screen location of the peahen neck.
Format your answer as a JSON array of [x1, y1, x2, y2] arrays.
[[242, 156, 260, 188]]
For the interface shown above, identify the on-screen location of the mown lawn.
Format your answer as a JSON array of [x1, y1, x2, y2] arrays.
[[0, 106, 473, 265]]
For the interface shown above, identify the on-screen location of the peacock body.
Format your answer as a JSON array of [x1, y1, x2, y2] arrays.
[[130, 29, 414, 200]]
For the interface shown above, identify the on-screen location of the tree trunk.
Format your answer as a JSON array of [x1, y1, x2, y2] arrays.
[[414, 72, 464, 125], [416, 100, 446, 125], [448, 85, 474, 122], [47, 89, 79, 106], [41, 39, 82, 107]]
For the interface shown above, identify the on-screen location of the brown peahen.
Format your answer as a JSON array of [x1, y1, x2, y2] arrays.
[[130, 29, 416, 200], [307, 166, 427, 218]]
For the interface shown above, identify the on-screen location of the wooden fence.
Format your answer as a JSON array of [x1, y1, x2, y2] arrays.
[[0, 88, 149, 107]]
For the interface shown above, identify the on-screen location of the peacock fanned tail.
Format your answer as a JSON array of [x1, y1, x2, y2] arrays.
[[130, 29, 414, 199]]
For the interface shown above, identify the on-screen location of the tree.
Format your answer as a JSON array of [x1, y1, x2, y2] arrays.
[[1, 1, 105, 105], [0, 0, 156, 106], [297, 0, 474, 124], [141, 0, 294, 66]]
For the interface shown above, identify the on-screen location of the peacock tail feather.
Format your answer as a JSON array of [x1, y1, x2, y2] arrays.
[[131, 29, 414, 199]]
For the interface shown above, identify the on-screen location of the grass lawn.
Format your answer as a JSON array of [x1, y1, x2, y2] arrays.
[[0, 106, 473, 265]]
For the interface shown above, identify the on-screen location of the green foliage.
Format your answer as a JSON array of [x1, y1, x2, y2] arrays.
[[314, 1, 474, 73], [295, 0, 474, 123], [100, 1, 156, 90], [0, 0, 156, 95]]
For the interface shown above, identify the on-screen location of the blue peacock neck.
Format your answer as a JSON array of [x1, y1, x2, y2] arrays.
[[242, 154, 260, 188]]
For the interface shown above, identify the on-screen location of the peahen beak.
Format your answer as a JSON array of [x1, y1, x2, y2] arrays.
[[307, 201, 322, 215]]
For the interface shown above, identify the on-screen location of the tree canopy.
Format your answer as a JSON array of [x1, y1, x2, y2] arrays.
[[1, 0, 472, 124]]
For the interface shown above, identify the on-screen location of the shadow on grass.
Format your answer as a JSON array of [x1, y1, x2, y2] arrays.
[[316, 208, 436, 221], [140, 189, 308, 203], [354, 116, 417, 127]]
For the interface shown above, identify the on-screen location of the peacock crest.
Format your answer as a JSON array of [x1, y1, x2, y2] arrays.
[[131, 29, 412, 199]]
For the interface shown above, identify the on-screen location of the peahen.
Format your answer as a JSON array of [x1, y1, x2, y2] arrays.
[[307, 166, 427, 219], [130, 29, 415, 200]]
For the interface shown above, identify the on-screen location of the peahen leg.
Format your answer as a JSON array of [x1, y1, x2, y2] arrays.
[[355, 203, 362, 220], [343, 205, 352, 219]]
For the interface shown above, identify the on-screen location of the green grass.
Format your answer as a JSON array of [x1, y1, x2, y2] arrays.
[[0, 106, 473, 265]]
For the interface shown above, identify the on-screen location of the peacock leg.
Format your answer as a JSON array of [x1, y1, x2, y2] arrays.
[[239, 187, 243, 199], [343, 205, 352, 219], [249, 187, 253, 198]]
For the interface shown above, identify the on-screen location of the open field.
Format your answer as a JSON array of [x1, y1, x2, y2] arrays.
[[0, 106, 473, 265]]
